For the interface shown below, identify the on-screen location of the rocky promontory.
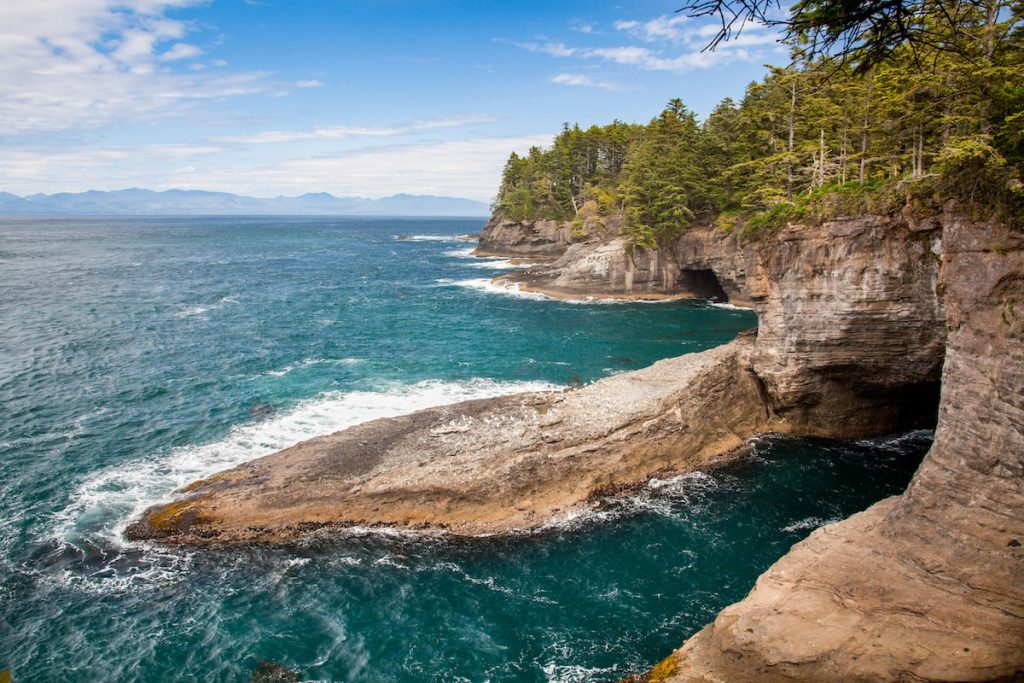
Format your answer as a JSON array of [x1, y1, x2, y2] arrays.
[[660, 214, 1024, 683], [130, 211, 947, 539], [127, 209, 1023, 679], [126, 337, 767, 542]]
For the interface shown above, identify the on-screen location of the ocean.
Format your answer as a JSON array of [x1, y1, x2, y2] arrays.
[[0, 216, 930, 682]]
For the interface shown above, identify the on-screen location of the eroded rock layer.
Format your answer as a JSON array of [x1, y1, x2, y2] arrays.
[[128, 209, 1024, 678], [473, 217, 573, 258], [657, 216, 1024, 682], [126, 337, 767, 543], [502, 215, 946, 436]]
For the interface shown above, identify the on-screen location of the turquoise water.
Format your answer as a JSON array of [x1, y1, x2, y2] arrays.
[[0, 217, 929, 682]]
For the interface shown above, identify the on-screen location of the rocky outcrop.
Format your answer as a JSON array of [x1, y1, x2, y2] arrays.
[[505, 216, 946, 437], [474, 217, 572, 258], [474, 213, 623, 258], [127, 207, 1024, 678], [497, 237, 730, 301], [643, 216, 1024, 682], [126, 337, 768, 543], [128, 213, 953, 544]]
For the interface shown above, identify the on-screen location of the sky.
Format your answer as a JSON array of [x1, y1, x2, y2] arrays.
[[0, 1, 788, 202]]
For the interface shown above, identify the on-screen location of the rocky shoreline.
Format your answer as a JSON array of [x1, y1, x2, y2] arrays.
[[126, 335, 767, 542], [126, 210, 1023, 680], [129, 212, 949, 535]]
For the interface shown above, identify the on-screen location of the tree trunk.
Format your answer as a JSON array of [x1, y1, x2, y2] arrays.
[[859, 69, 873, 185], [979, 0, 1001, 134], [787, 78, 796, 199], [841, 124, 848, 185], [819, 128, 827, 187]]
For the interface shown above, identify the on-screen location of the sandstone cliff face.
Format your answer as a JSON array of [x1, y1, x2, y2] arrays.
[[474, 213, 623, 258], [500, 237, 729, 300], [126, 208, 1023, 679], [505, 215, 946, 437], [662, 216, 1024, 682], [474, 217, 573, 257]]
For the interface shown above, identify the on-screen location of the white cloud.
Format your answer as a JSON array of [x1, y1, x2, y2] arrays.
[[217, 114, 497, 145], [508, 19, 780, 73], [0, 0, 269, 134], [295, 79, 324, 88], [614, 14, 689, 42], [551, 73, 619, 91], [0, 134, 553, 201], [148, 143, 225, 156], [509, 41, 577, 57], [160, 42, 202, 61], [194, 135, 555, 200]]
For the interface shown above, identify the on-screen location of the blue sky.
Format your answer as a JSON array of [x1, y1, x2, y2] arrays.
[[0, 1, 786, 201]]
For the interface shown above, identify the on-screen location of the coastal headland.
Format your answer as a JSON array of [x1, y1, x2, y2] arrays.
[[126, 209, 1024, 681]]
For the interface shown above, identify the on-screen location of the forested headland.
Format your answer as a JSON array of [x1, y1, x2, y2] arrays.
[[492, 0, 1024, 246]]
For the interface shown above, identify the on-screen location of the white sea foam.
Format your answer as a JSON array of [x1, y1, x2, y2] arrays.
[[782, 515, 843, 533], [174, 295, 240, 318], [855, 428, 934, 450], [442, 246, 477, 258], [542, 662, 622, 683], [647, 470, 718, 493], [394, 234, 470, 242], [709, 301, 747, 310], [435, 277, 552, 301], [264, 357, 363, 377], [442, 246, 530, 270], [53, 377, 560, 546], [435, 277, 684, 305], [470, 258, 529, 270], [523, 469, 728, 535]]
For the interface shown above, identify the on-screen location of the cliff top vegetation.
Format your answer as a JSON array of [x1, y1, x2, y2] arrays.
[[492, 0, 1024, 245]]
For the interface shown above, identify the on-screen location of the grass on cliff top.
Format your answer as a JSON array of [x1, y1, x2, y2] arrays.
[[713, 174, 1024, 242]]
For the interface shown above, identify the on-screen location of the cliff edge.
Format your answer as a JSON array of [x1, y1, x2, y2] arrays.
[[126, 209, 1024, 679], [648, 215, 1024, 683]]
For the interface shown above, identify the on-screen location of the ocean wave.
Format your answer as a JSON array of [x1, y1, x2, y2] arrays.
[[435, 278, 557, 301], [52, 377, 561, 547], [525, 469, 733, 535], [854, 428, 934, 450], [442, 246, 477, 258], [174, 295, 240, 318], [434, 278, 687, 305], [442, 246, 531, 270], [470, 258, 529, 270], [542, 662, 622, 683], [781, 515, 843, 533], [264, 357, 363, 377], [394, 234, 470, 242]]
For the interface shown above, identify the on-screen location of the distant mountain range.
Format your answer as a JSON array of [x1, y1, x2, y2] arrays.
[[0, 189, 491, 217]]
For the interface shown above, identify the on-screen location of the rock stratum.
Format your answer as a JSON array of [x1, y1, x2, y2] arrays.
[[125, 337, 766, 541], [127, 210, 1023, 680], [663, 215, 1024, 683]]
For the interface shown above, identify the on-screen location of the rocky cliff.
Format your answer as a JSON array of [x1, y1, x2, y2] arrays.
[[127, 210, 1023, 679], [658, 215, 1024, 683], [474, 213, 624, 258], [502, 215, 946, 437], [475, 213, 1023, 680]]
